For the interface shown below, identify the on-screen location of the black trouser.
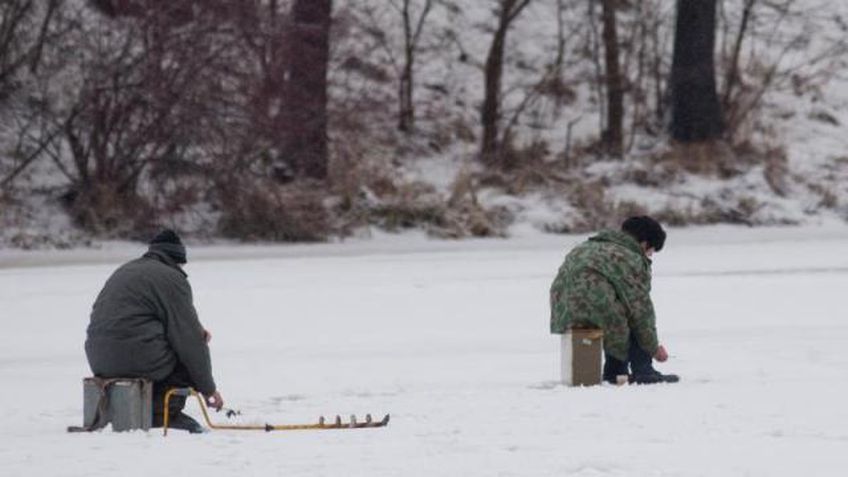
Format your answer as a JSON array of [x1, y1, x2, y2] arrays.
[[152, 363, 195, 426], [603, 331, 655, 380]]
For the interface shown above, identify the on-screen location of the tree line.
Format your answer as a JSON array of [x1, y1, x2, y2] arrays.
[[0, 0, 841, 241]]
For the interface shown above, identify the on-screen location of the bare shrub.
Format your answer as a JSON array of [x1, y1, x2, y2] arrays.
[[432, 202, 511, 239], [567, 181, 617, 231], [476, 141, 569, 195], [624, 160, 684, 187], [656, 196, 769, 227], [763, 148, 789, 197], [537, 75, 577, 104], [806, 183, 838, 210], [60, 183, 156, 238], [217, 180, 330, 242], [653, 207, 693, 227], [615, 200, 648, 219], [659, 141, 740, 177], [426, 117, 474, 153], [441, 167, 511, 238], [326, 135, 405, 235], [336, 164, 512, 238], [367, 181, 446, 232], [545, 193, 647, 234], [371, 200, 446, 231]]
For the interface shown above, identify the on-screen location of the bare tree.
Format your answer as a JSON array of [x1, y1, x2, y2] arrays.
[[586, 0, 606, 134], [284, 0, 333, 180], [648, 2, 673, 127], [480, 0, 532, 166], [1, 0, 64, 190], [393, 0, 433, 133], [0, 0, 60, 98], [21, 2, 255, 233], [670, 0, 724, 142], [600, 0, 623, 157], [721, 0, 755, 111]]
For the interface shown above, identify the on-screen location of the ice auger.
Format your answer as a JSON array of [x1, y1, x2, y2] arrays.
[[162, 388, 390, 436]]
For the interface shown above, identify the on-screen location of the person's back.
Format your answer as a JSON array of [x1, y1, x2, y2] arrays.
[[550, 229, 647, 337], [85, 229, 223, 432], [86, 253, 211, 388]]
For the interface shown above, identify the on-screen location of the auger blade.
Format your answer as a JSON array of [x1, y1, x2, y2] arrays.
[[313, 413, 390, 429], [347, 413, 390, 428], [309, 413, 390, 429]]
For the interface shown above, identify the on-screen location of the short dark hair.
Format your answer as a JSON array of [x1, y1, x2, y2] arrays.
[[621, 216, 666, 252]]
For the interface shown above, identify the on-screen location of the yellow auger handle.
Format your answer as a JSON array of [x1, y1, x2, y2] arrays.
[[162, 387, 196, 436], [163, 388, 266, 435], [162, 387, 390, 435]]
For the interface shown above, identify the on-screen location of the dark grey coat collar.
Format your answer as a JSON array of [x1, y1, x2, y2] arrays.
[[142, 250, 188, 277]]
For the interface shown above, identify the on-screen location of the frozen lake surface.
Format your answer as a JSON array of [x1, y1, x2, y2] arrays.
[[2, 225, 847, 476]]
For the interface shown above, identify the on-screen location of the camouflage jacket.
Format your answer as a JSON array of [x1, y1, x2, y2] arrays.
[[549, 230, 659, 361]]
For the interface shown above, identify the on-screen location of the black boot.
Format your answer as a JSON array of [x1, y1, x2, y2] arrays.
[[627, 334, 680, 384], [630, 370, 680, 384], [168, 412, 207, 434], [603, 354, 629, 384], [152, 410, 207, 433]]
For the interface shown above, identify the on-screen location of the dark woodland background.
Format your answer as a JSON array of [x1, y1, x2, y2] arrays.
[[1, 0, 846, 247]]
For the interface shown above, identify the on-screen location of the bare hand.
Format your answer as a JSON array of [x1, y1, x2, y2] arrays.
[[205, 391, 224, 411], [202, 328, 212, 344], [654, 345, 669, 362]]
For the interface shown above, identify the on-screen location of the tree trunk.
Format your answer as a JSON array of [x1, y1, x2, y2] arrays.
[[285, 0, 332, 180], [721, 0, 755, 124], [670, 0, 724, 142], [600, 0, 623, 157], [398, 0, 432, 133], [481, 25, 507, 164], [398, 43, 415, 132], [481, 0, 531, 166]]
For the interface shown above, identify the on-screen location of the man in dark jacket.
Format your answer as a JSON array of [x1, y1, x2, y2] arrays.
[[86, 229, 224, 432], [550, 216, 679, 384]]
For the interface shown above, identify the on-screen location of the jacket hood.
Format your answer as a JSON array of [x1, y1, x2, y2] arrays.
[[589, 230, 650, 263]]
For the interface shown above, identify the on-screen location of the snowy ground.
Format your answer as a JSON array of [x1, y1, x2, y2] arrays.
[[2, 226, 848, 476]]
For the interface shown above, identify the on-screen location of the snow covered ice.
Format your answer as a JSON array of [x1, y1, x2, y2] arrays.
[[2, 225, 848, 476]]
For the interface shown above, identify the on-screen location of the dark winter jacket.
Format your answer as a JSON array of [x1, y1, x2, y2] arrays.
[[85, 249, 216, 395]]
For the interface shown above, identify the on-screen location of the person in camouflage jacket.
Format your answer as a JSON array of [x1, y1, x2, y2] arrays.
[[550, 216, 679, 384]]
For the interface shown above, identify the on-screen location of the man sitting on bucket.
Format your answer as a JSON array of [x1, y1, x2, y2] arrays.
[[550, 216, 679, 384], [85, 229, 224, 432]]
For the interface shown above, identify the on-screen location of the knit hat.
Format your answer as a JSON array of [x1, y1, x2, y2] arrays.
[[621, 216, 666, 252], [148, 229, 187, 264]]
